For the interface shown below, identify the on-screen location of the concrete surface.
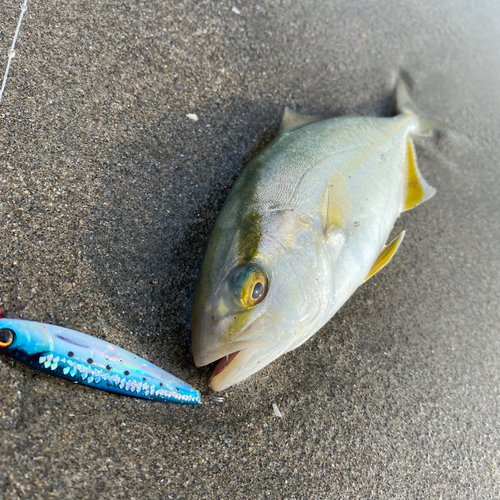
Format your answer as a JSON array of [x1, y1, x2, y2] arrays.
[[1, 0, 500, 498]]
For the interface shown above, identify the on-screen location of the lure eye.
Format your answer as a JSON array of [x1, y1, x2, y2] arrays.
[[235, 265, 269, 308], [0, 328, 15, 348]]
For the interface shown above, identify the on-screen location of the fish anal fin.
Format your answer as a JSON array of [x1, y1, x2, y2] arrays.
[[280, 107, 321, 133], [321, 171, 352, 234], [364, 230, 405, 283], [403, 139, 436, 212]]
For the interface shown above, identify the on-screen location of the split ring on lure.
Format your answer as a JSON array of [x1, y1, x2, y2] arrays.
[[0, 318, 201, 405]]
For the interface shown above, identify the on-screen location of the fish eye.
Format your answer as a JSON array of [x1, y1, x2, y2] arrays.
[[0, 328, 15, 348], [234, 265, 269, 308]]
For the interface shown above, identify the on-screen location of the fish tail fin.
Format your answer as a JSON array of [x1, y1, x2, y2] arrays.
[[394, 71, 447, 135], [394, 71, 442, 211]]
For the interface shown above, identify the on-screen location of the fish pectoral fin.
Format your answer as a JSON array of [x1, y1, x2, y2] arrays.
[[403, 138, 436, 212], [321, 171, 352, 234], [364, 230, 406, 283], [279, 107, 321, 133]]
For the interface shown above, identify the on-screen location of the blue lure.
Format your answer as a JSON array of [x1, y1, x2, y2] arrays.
[[0, 318, 201, 405]]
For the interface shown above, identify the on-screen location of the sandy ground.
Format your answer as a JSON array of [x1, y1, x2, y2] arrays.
[[1, 0, 500, 498]]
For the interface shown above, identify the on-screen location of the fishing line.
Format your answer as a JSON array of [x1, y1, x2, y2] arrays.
[[0, 0, 28, 104]]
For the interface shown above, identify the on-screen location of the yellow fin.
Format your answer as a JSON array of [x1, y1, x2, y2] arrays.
[[364, 230, 405, 283], [321, 171, 352, 234], [279, 107, 321, 134], [404, 139, 436, 211]]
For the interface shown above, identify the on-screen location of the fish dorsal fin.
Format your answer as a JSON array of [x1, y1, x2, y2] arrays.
[[321, 171, 352, 234], [403, 138, 436, 211], [279, 107, 321, 133], [364, 230, 405, 283]]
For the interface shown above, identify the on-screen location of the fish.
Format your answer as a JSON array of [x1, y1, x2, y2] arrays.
[[0, 318, 201, 404], [191, 76, 442, 392]]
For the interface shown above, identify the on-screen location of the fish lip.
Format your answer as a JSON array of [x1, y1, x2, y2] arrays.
[[193, 338, 269, 367], [209, 350, 245, 392], [209, 344, 272, 392]]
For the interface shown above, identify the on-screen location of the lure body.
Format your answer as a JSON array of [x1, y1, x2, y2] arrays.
[[0, 318, 201, 404], [191, 78, 439, 391]]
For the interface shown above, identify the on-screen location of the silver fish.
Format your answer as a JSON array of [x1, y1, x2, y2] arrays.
[[191, 77, 441, 391]]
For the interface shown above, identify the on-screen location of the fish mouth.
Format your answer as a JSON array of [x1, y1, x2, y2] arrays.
[[209, 347, 257, 392], [210, 350, 241, 380], [194, 339, 270, 392], [193, 337, 267, 367]]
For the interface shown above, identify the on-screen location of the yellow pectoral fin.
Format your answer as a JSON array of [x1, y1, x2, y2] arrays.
[[404, 139, 436, 211], [321, 171, 352, 234], [364, 230, 406, 283]]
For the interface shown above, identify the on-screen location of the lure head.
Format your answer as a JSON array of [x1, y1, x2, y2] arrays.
[[0, 318, 51, 357], [192, 209, 331, 391]]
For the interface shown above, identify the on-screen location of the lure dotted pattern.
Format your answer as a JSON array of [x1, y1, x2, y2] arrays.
[[37, 353, 200, 404]]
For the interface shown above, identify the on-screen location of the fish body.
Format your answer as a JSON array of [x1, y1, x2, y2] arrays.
[[0, 318, 201, 404], [192, 78, 439, 391]]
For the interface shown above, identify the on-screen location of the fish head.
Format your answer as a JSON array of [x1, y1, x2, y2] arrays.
[[192, 209, 332, 391]]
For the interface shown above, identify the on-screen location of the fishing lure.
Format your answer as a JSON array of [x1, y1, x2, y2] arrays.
[[0, 318, 201, 404]]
